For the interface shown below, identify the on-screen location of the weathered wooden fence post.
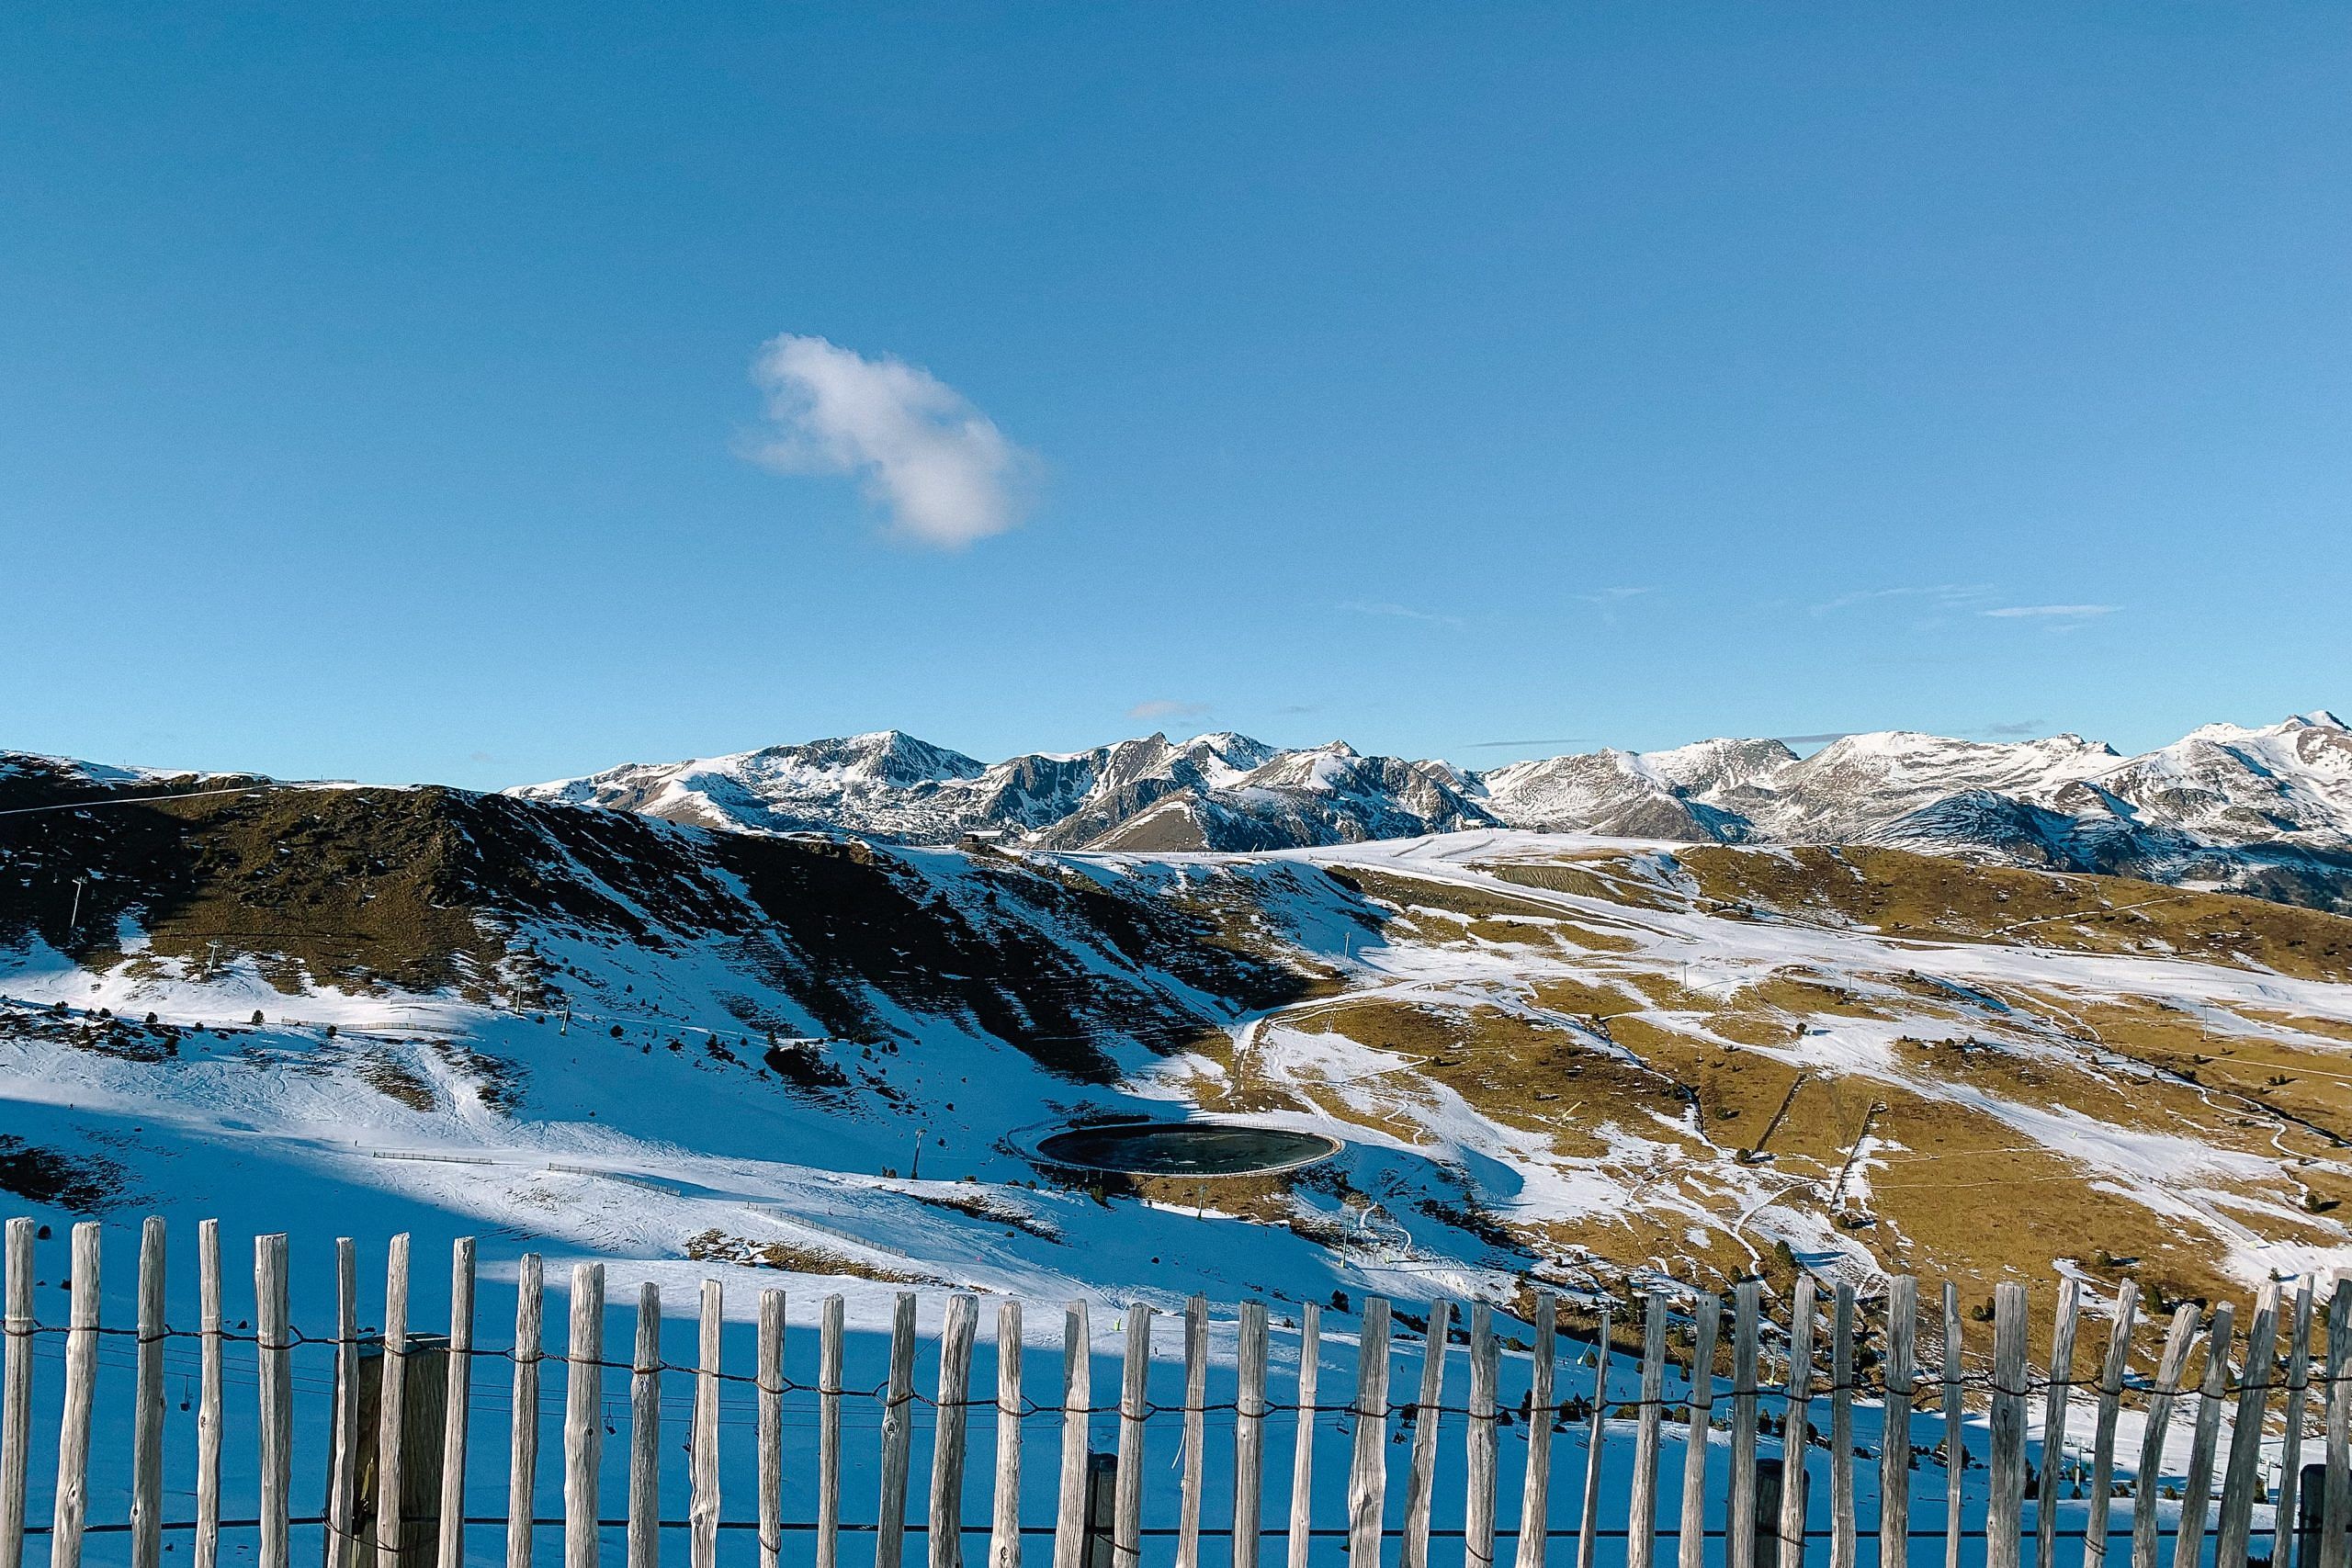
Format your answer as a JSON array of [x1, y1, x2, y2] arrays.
[[1234, 1302, 1271, 1568], [1626, 1293, 1665, 1568], [1517, 1292, 1558, 1568], [878, 1292, 920, 1568], [2214, 1286, 2278, 1568], [378, 1233, 413, 1566], [820, 1293, 845, 1568], [563, 1261, 605, 1568], [1349, 1297, 1393, 1568], [2171, 1304, 2236, 1568], [627, 1282, 660, 1568], [197, 1218, 224, 1568], [2323, 1282, 2352, 1568], [131, 1216, 166, 1568], [51, 1222, 99, 1568], [1678, 1292, 1722, 1568], [2276, 1280, 2316, 1568], [691, 1280, 722, 1568], [1290, 1303, 1321, 1568], [990, 1300, 1023, 1568], [1403, 1301, 1453, 1568], [0, 1217, 28, 1568], [439, 1237, 475, 1568], [2083, 1282, 2139, 1568], [257, 1231, 292, 1568], [1828, 1282, 1855, 1568], [1181, 1296, 1210, 1568], [1468, 1303, 1498, 1568], [1880, 1278, 1917, 1568], [1055, 1302, 1091, 1568], [1728, 1281, 1761, 1568], [1986, 1282, 2028, 1568], [759, 1289, 787, 1568], [931, 1294, 978, 1568], [506, 1253, 544, 1568], [2132, 1305, 2203, 1568], [2033, 1280, 2080, 1568], [1940, 1283, 1962, 1568], [1113, 1305, 1153, 1568], [1577, 1303, 1609, 1568], [1780, 1277, 1815, 1568]]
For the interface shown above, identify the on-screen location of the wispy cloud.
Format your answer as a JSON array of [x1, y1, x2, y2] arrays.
[[1575, 586, 1653, 605], [1338, 600, 1460, 626], [1980, 604, 2119, 620], [1466, 736, 1599, 750], [742, 334, 1037, 548], [1808, 583, 1993, 615], [1976, 719, 2046, 738], [1776, 731, 1860, 746], [1127, 699, 1211, 723]]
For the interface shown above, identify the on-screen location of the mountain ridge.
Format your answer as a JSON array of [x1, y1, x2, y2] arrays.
[[507, 712, 2352, 908]]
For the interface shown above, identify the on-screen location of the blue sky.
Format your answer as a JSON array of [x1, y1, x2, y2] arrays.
[[3, 5, 2346, 788]]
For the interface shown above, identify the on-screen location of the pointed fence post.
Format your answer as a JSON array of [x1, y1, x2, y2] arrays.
[[0, 1218, 28, 1568], [1054, 1302, 1091, 1568], [2319, 1282, 2351, 1568], [1114, 1305, 1154, 1568], [1235, 1303, 1272, 1568], [1881, 1278, 1917, 1568], [51, 1223, 100, 1568], [2083, 1282, 2139, 1568], [1729, 1282, 1762, 1568], [819, 1294, 846, 1568], [2276, 1281, 2316, 1568], [931, 1294, 978, 1568], [379, 1233, 413, 1565], [1781, 1277, 1816, 1568], [628, 1283, 660, 1568], [2215, 1287, 2278, 1568], [440, 1237, 477, 1568], [1677, 1293, 1722, 1568], [2171, 1304, 2235, 1568], [130, 1218, 166, 1568], [1986, 1282, 2029, 1568], [1468, 1303, 1499, 1568], [1349, 1298, 1394, 1568], [1516, 1292, 1559, 1568], [878, 1292, 920, 1568], [990, 1300, 1023, 1568], [1181, 1296, 1211, 1568], [2132, 1305, 2203, 1568], [256, 1231, 291, 1568], [328, 1239, 360, 1568], [1578, 1303, 1611, 1568], [692, 1280, 722, 1568], [1940, 1283, 1963, 1568], [1290, 1304, 1322, 1568], [1627, 1294, 1667, 1568], [2034, 1280, 2080, 1568], [759, 1290, 787, 1568], [1403, 1301, 1453, 1568], [196, 1219, 223, 1568], [1828, 1283, 1855, 1568], [508, 1254, 545, 1568], [563, 1261, 605, 1568]]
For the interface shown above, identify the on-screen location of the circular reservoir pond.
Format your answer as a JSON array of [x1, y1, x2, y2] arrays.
[[1032, 1121, 1339, 1178]]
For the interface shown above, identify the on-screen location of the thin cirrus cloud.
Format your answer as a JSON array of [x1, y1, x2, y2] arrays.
[[741, 334, 1038, 548], [1808, 583, 1992, 615], [1338, 600, 1461, 626], [1980, 604, 2120, 620]]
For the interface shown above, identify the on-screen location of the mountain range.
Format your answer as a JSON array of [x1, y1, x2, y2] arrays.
[[515, 712, 2352, 908]]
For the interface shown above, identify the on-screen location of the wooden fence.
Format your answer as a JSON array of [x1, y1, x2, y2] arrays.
[[0, 1214, 2346, 1568]]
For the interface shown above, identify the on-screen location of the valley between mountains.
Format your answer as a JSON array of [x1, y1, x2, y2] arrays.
[[6, 722, 2352, 1338]]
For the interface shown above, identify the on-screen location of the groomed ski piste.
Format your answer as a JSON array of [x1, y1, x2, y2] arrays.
[[3, 826, 2347, 1562]]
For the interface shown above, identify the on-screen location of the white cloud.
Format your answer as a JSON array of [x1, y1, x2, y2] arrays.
[[1980, 604, 2119, 619], [1808, 583, 1992, 615], [743, 334, 1037, 548], [1127, 699, 1212, 722]]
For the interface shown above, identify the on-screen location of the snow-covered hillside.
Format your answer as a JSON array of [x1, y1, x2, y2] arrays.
[[6, 753, 2352, 1331]]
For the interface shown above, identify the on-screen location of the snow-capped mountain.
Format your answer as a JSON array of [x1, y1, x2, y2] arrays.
[[517, 712, 2352, 908]]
